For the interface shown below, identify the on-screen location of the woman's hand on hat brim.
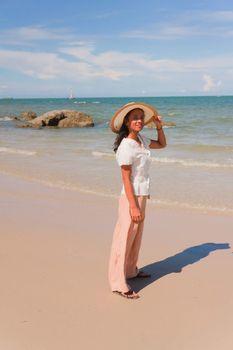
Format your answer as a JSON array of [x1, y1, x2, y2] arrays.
[[152, 114, 163, 128]]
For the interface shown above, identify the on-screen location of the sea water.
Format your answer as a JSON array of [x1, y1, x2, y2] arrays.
[[0, 96, 233, 215]]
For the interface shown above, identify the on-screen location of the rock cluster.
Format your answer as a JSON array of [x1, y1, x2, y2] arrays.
[[20, 111, 37, 120], [17, 110, 94, 128]]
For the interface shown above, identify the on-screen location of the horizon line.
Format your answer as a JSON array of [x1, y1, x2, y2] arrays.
[[1, 94, 233, 100]]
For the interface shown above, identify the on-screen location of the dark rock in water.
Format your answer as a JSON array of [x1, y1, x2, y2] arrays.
[[58, 111, 94, 128], [16, 123, 33, 128], [146, 121, 176, 128], [163, 121, 176, 127], [30, 110, 94, 128], [20, 111, 37, 120], [13, 116, 32, 127]]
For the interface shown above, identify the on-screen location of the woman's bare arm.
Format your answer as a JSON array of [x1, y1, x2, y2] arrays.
[[121, 165, 143, 223], [149, 115, 167, 149]]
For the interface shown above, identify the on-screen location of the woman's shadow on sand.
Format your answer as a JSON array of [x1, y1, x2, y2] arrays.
[[129, 242, 230, 292]]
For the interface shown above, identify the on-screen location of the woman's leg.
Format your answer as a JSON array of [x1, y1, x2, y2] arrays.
[[125, 196, 147, 278], [108, 195, 147, 293], [108, 194, 134, 293]]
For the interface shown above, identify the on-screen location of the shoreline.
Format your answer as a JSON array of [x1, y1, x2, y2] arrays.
[[0, 172, 233, 349], [1, 170, 232, 218]]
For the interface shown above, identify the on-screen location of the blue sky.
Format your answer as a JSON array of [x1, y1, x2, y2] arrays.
[[0, 0, 233, 97]]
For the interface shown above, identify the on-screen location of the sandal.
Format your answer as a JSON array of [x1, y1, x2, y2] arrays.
[[113, 289, 140, 299]]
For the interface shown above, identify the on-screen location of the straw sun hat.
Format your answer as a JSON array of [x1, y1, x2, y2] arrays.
[[110, 102, 158, 133]]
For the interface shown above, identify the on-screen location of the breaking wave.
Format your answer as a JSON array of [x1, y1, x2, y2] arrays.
[[0, 147, 36, 156]]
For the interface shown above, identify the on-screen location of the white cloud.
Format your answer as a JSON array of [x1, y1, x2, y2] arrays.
[[123, 25, 203, 40], [201, 74, 222, 92], [0, 46, 231, 96], [0, 50, 60, 79], [0, 48, 130, 81], [59, 45, 188, 74], [122, 10, 233, 41], [60, 46, 94, 60], [123, 22, 233, 40], [0, 26, 74, 45], [0, 49, 93, 80], [65, 40, 94, 47], [204, 11, 233, 22]]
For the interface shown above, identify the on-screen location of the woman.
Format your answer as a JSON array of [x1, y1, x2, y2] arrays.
[[108, 102, 167, 299]]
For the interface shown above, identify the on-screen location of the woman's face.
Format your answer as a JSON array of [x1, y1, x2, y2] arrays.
[[126, 108, 145, 133]]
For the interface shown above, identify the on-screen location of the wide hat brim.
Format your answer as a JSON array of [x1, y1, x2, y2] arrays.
[[110, 102, 158, 133]]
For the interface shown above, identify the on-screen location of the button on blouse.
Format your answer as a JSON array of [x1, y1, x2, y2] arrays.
[[116, 133, 151, 196]]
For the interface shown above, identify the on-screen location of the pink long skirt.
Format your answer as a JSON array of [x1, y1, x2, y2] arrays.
[[108, 194, 147, 293]]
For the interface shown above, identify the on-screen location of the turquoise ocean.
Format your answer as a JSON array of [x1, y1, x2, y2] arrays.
[[0, 96, 233, 215]]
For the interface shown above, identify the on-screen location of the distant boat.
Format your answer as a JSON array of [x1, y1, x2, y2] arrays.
[[68, 89, 75, 99]]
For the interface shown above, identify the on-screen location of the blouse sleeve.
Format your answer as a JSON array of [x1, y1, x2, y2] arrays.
[[139, 134, 151, 149], [116, 141, 134, 166]]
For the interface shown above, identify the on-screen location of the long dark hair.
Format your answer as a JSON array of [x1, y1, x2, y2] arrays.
[[113, 112, 130, 153]]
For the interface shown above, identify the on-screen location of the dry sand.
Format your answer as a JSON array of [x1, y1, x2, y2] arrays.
[[0, 173, 232, 350]]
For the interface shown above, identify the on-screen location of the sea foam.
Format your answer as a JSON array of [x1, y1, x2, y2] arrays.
[[150, 198, 233, 214], [0, 116, 13, 121], [151, 157, 233, 169], [0, 147, 36, 156], [92, 151, 114, 158]]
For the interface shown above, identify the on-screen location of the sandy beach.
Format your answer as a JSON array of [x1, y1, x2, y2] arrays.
[[0, 172, 232, 350]]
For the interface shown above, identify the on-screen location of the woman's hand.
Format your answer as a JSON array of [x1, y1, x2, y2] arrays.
[[152, 115, 163, 129], [130, 206, 144, 223], [149, 114, 167, 149]]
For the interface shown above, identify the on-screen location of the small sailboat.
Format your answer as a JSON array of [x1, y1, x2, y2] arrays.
[[68, 89, 75, 99]]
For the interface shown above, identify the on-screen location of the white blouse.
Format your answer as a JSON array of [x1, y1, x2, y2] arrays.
[[116, 133, 151, 196]]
